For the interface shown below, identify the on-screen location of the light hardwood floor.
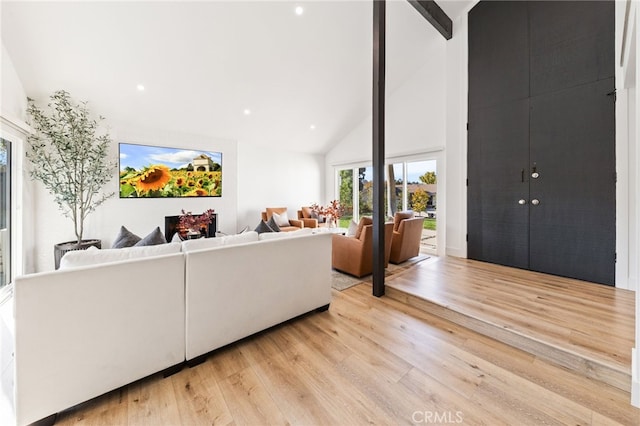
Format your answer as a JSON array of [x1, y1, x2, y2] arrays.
[[385, 256, 636, 391], [55, 266, 639, 425]]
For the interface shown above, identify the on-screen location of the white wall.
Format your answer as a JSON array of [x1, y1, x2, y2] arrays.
[[29, 125, 239, 272], [0, 45, 27, 124], [27, 124, 326, 272], [325, 47, 446, 167], [3, 43, 326, 273], [324, 5, 463, 257], [444, 11, 469, 258], [237, 144, 324, 230], [324, 38, 447, 202]]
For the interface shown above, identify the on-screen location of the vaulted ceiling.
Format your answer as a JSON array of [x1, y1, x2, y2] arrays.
[[1, 1, 472, 154]]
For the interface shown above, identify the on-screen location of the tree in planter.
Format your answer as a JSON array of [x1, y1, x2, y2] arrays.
[[26, 90, 116, 247]]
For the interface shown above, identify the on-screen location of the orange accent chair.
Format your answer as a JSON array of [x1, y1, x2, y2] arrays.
[[389, 211, 425, 264], [297, 206, 321, 228], [261, 207, 304, 232], [331, 217, 394, 277]]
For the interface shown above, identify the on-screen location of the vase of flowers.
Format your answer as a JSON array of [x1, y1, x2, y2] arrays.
[[311, 200, 343, 228], [178, 209, 215, 239]]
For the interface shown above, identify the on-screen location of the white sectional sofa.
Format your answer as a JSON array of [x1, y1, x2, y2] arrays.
[[10, 231, 332, 426]]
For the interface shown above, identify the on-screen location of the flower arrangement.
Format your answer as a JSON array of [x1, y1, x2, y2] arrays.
[[178, 209, 215, 235], [311, 200, 344, 225]]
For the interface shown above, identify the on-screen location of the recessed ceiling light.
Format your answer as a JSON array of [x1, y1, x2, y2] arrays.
[[136, 84, 145, 91], [310, 124, 316, 130], [295, 6, 304, 16], [243, 109, 251, 115]]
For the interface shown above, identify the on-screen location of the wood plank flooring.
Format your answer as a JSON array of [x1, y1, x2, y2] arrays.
[[55, 268, 640, 425], [385, 256, 636, 391]]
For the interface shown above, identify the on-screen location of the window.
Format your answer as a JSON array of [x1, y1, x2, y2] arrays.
[[337, 168, 353, 227], [335, 156, 438, 254], [0, 138, 10, 288]]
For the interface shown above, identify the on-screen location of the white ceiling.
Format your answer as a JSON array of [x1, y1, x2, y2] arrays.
[[1, 0, 472, 154]]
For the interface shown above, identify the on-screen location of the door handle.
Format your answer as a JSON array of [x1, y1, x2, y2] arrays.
[[518, 199, 527, 205], [531, 199, 540, 206]]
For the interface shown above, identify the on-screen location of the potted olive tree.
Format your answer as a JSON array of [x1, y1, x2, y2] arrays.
[[26, 90, 116, 269]]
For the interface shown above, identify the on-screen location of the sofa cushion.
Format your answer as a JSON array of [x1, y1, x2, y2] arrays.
[[182, 231, 259, 252], [258, 228, 313, 241], [181, 236, 225, 252], [222, 231, 259, 246], [356, 217, 373, 239], [111, 226, 141, 248], [59, 242, 182, 269], [258, 231, 291, 241], [393, 211, 414, 231], [346, 219, 358, 237], [272, 211, 290, 227], [134, 227, 167, 246], [255, 220, 274, 234], [266, 216, 281, 232]]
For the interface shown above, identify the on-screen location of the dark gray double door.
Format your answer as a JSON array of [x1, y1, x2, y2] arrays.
[[467, 1, 616, 285]]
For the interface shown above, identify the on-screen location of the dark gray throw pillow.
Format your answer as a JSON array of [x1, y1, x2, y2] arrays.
[[266, 216, 281, 232], [254, 220, 274, 234], [134, 226, 167, 246], [112, 226, 141, 248]]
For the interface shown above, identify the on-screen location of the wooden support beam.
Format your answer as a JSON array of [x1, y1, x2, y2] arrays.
[[408, 0, 453, 40], [372, 0, 386, 298]]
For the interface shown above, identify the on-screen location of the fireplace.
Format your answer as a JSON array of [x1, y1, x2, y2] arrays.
[[164, 213, 217, 242]]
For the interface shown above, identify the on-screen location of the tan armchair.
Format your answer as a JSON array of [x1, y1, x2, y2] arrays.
[[261, 207, 304, 232], [389, 211, 425, 264], [331, 218, 394, 277], [297, 206, 321, 228]]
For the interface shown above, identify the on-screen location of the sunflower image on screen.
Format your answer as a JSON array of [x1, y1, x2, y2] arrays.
[[119, 143, 222, 198]]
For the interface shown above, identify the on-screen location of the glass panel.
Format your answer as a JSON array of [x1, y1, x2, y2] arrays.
[[358, 166, 373, 219], [337, 169, 353, 227], [388, 163, 404, 215], [407, 159, 437, 253], [0, 138, 10, 288]]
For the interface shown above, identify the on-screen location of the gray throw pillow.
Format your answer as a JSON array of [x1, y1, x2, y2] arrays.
[[112, 226, 141, 248], [254, 220, 274, 234], [134, 227, 167, 246], [266, 216, 281, 232]]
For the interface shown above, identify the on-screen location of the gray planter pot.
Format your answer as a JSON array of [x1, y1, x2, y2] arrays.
[[54, 239, 101, 270]]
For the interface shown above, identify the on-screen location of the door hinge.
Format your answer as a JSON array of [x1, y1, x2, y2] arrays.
[[615, 252, 617, 263], [466, 234, 469, 242], [466, 178, 469, 186], [607, 90, 617, 102], [466, 122, 469, 131]]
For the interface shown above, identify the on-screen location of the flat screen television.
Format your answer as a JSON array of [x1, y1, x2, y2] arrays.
[[119, 143, 222, 198]]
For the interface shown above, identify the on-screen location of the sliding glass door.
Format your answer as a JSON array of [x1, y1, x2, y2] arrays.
[[336, 157, 438, 254], [407, 160, 437, 253], [337, 169, 354, 227]]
